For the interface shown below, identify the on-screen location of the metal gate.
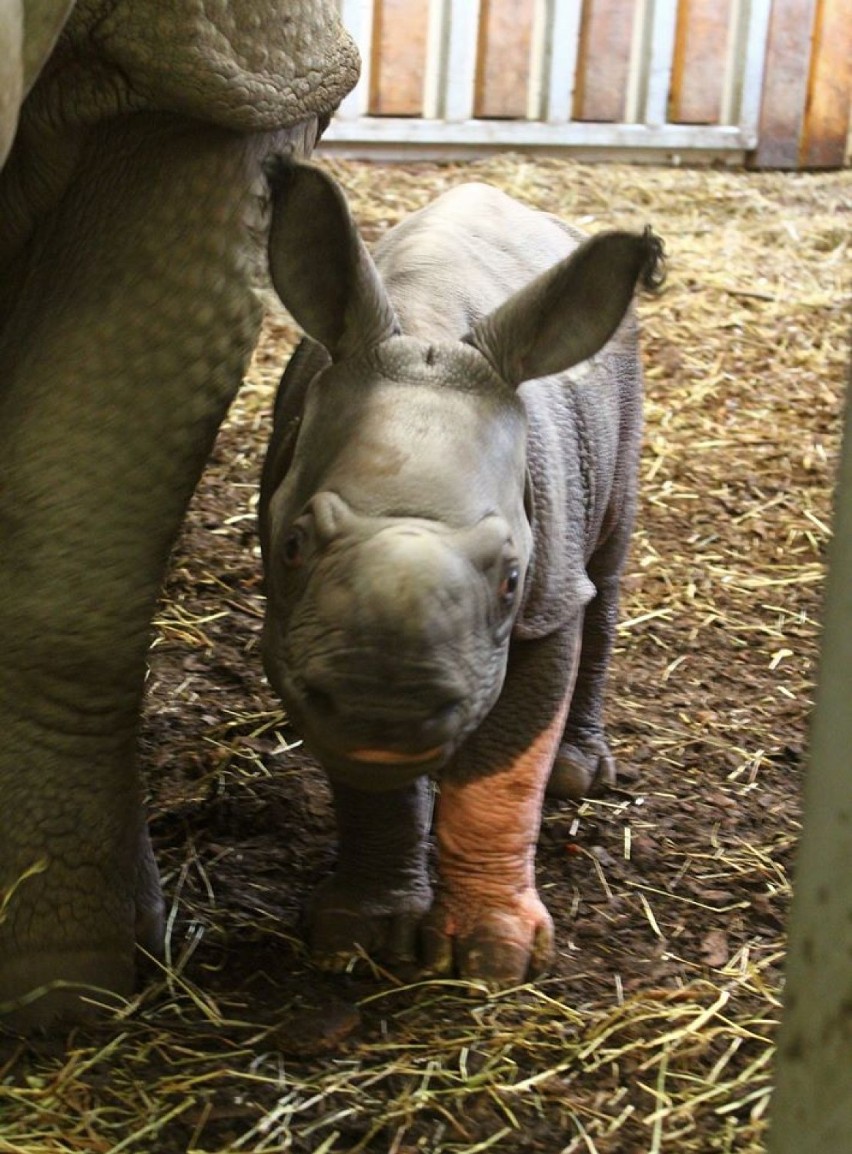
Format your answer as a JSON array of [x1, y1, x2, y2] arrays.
[[322, 0, 850, 167]]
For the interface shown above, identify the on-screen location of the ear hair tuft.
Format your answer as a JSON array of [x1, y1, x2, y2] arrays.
[[263, 150, 298, 193], [640, 226, 667, 291]]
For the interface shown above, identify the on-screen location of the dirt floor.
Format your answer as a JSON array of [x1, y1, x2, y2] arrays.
[[1, 157, 849, 1153]]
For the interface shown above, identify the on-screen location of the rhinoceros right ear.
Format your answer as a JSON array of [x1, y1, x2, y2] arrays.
[[265, 157, 400, 361], [464, 227, 664, 387]]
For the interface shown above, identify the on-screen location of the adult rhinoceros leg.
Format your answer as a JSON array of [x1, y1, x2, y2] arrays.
[[308, 778, 434, 970], [0, 116, 309, 1024], [422, 622, 581, 983]]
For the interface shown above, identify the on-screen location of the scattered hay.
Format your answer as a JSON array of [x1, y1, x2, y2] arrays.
[[1, 155, 849, 1153]]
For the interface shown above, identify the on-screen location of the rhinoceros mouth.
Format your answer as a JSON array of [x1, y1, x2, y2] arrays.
[[346, 745, 447, 766]]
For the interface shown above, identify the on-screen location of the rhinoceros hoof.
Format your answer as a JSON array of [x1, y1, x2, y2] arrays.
[[0, 858, 163, 1028], [547, 740, 617, 800], [419, 888, 554, 984], [0, 949, 136, 1029], [307, 875, 432, 972]]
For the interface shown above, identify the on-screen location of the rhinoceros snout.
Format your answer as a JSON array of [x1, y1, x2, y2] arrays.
[[298, 674, 465, 752]]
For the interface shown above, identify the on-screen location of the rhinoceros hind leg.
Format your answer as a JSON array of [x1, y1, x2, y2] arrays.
[[547, 738, 617, 800], [552, 563, 627, 799]]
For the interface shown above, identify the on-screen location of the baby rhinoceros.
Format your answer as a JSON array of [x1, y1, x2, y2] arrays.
[[260, 160, 663, 984]]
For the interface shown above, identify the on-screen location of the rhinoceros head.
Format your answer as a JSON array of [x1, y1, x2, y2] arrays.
[[263, 488, 527, 786], [261, 160, 662, 788], [260, 330, 533, 786]]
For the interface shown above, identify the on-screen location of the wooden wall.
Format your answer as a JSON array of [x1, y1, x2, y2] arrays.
[[335, 0, 850, 168]]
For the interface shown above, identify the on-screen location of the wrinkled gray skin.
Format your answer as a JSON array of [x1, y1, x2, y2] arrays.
[[0, 3, 358, 1027], [260, 162, 662, 983]]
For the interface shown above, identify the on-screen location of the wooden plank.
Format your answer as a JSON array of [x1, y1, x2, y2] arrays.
[[474, 0, 536, 119], [368, 0, 430, 116], [754, 0, 817, 167], [574, 0, 637, 122], [801, 0, 852, 168], [669, 0, 732, 124], [735, 0, 773, 134]]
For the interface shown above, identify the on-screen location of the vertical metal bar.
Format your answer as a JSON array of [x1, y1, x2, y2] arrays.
[[719, 0, 744, 126], [441, 0, 482, 121], [737, 0, 773, 137], [336, 0, 374, 120], [423, 0, 445, 119], [531, 0, 584, 122], [643, 0, 679, 127], [625, 0, 650, 124], [528, 0, 548, 121]]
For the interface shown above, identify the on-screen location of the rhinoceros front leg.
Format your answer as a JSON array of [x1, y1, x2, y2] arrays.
[[421, 622, 580, 983], [0, 117, 308, 1025], [308, 778, 434, 969]]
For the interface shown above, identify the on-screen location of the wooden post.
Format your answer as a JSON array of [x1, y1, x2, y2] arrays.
[[769, 369, 852, 1152], [801, 0, 852, 167], [754, 0, 816, 166]]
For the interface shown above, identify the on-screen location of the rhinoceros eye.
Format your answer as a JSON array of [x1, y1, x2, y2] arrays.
[[499, 563, 520, 608], [283, 526, 306, 568]]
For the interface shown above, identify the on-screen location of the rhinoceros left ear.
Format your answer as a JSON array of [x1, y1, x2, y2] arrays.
[[265, 157, 400, 361], [464, 227, 664, 387]]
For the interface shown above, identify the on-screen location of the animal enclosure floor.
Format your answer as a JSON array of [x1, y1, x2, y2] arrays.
[[1, 157, 849, 1154]]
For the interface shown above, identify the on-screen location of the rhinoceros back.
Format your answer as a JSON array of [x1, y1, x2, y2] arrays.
[[373, 183, 585, 342]]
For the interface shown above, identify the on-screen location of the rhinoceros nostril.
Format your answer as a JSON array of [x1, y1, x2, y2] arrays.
[[427, 699, 463, 734], [302, 683, 337, 717], [435, 699, 461, 721]]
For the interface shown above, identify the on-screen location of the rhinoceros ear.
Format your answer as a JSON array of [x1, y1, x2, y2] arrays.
[[265, 157, 400, 361], [464, 227, 665, 387]]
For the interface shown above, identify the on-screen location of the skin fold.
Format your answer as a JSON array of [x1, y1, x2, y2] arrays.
[[0, 2, 358, 1027], [261, 162, 663, 983]]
